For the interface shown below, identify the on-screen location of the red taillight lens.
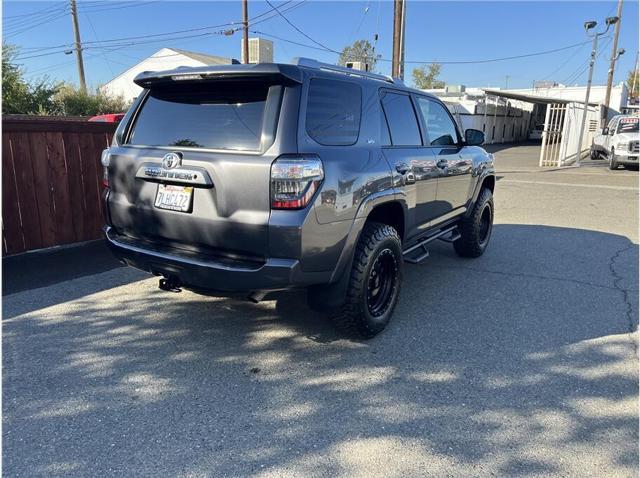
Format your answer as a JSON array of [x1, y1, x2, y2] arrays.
[[101, 149, 110, 188], [271, 157, 324, 209]]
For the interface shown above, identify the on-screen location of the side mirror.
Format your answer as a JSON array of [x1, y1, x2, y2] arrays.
[[602, 127, 609, 135], [465, 128, 484, 146]]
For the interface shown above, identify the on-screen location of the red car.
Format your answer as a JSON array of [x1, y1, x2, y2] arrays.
[[88, 113, 125, 123]]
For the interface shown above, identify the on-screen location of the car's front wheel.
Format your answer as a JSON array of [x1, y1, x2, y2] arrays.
[[332, 222, 403, 339], [590, 147, 600, 160], [609, 148, 618, 170]]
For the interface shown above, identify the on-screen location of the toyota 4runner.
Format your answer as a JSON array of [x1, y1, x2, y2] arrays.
[[103, 58, 496, 338]]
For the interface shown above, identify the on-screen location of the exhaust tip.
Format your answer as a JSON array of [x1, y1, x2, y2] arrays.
[[159, 276, 182, 292]]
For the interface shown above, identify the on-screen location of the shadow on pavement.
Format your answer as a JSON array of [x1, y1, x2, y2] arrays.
[[3, 224, 638, 476], [2, 240, 124, 296]]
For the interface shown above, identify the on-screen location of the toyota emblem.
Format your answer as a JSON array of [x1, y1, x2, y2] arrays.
[[162, 152, 182, 169]]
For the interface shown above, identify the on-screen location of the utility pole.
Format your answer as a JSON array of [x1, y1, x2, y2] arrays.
[[505, 75, 510, 89], [576, 17, 618, 166], [603, 0, 624, 126], [400, 0, 406, 80], [632, 51, 639, 102], [69, 0, 86, 92], [391, 0, 404, 78], [242, 0, 249, 64]]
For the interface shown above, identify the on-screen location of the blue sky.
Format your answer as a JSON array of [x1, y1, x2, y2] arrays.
[[3, 0, 639, 90]]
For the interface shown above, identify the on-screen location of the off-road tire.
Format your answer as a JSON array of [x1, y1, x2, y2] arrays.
[[590, 147, 599, 160], [454, 188, 494, 258], [332, 222, 402, 339], [609, 148, 618, 170]]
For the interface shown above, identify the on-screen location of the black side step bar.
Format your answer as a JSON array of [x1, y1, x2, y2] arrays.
[[403, 225, 460, 264]]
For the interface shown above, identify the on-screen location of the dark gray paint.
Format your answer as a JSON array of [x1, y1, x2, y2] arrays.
[[105, 63, 495, 293]]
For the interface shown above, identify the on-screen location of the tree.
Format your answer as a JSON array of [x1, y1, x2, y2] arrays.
[[412, 63, 446, 90], [339, 39, 377, 70], [627, 67, 639, 104], [2, 44, 60, 114]]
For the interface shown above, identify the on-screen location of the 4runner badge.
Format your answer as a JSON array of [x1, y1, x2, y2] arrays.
[[162, 152, 182, 169]]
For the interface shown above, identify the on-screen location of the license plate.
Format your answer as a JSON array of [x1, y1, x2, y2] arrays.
[[155, 184, 193, 212]]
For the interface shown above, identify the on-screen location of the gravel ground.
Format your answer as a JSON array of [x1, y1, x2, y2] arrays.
[[3, 144, 638, 477]]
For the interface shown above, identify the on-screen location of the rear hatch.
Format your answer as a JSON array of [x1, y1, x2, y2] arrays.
[[106, 65, 301, 260]]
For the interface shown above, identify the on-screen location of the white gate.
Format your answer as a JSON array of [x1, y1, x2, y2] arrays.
[[539, 102, 599, 167]]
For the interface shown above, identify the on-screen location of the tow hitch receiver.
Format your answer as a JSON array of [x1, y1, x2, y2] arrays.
[[159, 276, 182, 292]]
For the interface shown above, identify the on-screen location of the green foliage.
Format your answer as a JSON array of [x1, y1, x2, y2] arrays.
[[627, 68, 639, 103], [2, 44, 60, 114], [412, 63, 446, 90], [2, 43, 127, 116], [54, 84, 127, 116], [338, 39, 377, 70]]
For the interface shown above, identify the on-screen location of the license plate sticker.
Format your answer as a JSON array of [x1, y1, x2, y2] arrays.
[[155, 184, 193, 212]]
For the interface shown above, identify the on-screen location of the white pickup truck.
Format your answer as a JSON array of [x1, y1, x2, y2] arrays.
[[591, 115, 639, 170]]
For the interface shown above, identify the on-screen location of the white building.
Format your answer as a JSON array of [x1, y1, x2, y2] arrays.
[[424, 82, 629, 167], [241, 38, 274, 64], [100, 48, 238, 102]]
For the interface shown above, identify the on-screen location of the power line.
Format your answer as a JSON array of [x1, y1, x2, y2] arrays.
[[562, 37, 612, 85], [3, 10, 70, 37], [264, 0, 339, 53], [398, 40, 598, 65], [539, 42, 589, 81], [17, 0, 302, 54], [254, 32, 600, 68], [3, 2, 65, 21], [77, 1, 159, 14]]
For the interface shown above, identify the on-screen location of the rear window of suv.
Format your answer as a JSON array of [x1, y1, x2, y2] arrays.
[[127, 82, 269, 151], [305, 78, 362, 145]]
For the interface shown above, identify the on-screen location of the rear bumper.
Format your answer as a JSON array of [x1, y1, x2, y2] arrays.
[[104, 226, 330, 292]]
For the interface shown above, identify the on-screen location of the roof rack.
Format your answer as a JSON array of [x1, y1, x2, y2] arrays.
[[293, 57, 402, 85]]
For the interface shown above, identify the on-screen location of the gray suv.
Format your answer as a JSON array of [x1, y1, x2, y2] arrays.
[[103, 58, 495, 338]]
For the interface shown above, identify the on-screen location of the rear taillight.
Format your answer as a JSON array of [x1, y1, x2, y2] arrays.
[[101, 149, 110, 188], [271, 156, 324, 209]]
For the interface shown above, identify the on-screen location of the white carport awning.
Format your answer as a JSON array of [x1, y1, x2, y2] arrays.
[[482, 89, 598, 107]]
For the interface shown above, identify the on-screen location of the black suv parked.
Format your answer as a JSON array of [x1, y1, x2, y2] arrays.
[[103, 58, 495, 338]]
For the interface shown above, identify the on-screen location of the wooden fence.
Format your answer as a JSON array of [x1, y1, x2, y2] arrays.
[[2, 116, 117, 256]]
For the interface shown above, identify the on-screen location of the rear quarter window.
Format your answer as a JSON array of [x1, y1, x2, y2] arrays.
[[305, 78, 362, 146]]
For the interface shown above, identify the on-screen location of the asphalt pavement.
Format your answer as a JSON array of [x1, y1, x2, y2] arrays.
[[3, 143, 638, 477]]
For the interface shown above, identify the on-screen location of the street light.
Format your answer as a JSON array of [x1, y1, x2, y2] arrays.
[[575, 16, 619, 166]]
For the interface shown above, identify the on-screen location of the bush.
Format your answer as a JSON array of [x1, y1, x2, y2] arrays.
[[54, 84, 127, 116], [3, 43, 128, 116]]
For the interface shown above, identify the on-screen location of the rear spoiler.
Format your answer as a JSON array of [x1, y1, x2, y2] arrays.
[[133, 63, 303, 88]]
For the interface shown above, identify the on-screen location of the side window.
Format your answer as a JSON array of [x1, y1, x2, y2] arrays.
[[305, 78, 362, 146], [380, 92, 422, 146], [416, 97, 459, 146]]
